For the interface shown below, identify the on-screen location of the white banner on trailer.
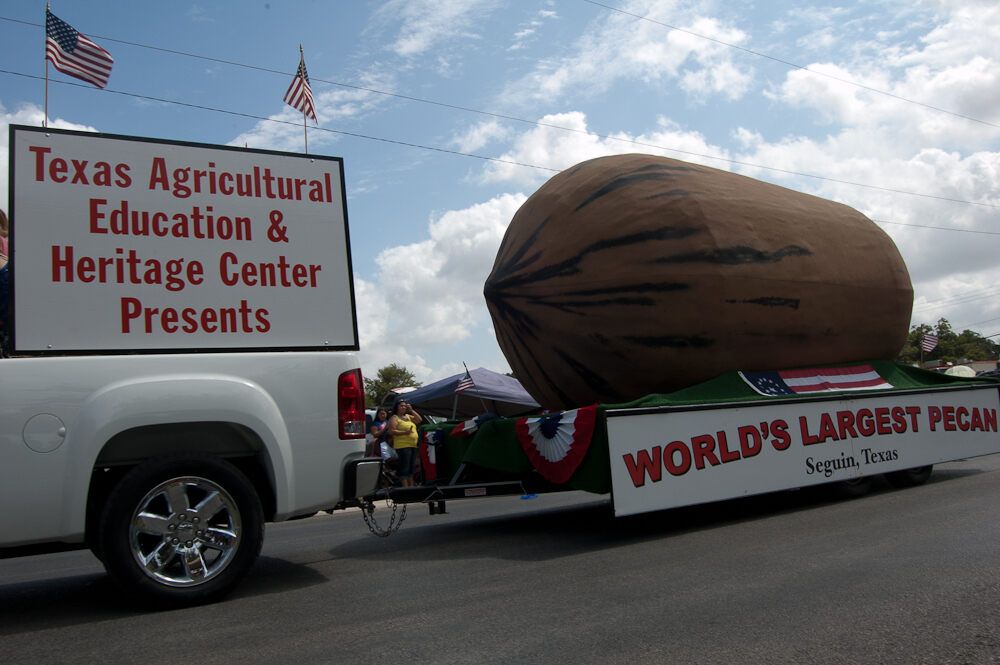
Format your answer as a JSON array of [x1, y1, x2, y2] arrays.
[[608, 387, 1000, 517], [10, 126, 357, 352]]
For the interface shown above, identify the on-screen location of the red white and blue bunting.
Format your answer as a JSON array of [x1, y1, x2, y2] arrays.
[[419, 429, 443, 482], [515, 405, 598, 484], [450, 417, 480, 437]]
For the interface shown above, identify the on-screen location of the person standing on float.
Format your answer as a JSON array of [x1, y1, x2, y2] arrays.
[[388, 400, 422, 487]]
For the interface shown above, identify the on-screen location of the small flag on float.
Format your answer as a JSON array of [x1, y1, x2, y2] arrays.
[[456, 367, 475, 392], [920, 333, 939, 353]]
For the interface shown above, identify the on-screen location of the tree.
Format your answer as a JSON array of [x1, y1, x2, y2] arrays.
[[898, 318, 1000, 365], [364, 364, 421, 407]]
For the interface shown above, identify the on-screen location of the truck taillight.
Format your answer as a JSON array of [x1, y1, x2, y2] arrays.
[[338, 369, 365, 440]]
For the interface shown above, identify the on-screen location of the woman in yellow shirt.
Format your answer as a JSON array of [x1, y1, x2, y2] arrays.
[[389, 400, 423, 487]]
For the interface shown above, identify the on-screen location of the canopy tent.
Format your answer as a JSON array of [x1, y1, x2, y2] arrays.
[[393, 367, 540, 419]]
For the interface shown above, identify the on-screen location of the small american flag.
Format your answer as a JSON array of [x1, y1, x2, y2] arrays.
[[920, 333, 938, 353], [283, 51, 317, 121], [456, 371, 475, 392], [45, 10, 114, 89]]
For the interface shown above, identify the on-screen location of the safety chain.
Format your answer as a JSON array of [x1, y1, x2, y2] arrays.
[[360, 477, 407, 537]]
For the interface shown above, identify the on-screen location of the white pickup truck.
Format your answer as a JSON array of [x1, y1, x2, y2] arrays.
[[0, 126, 380, 606]]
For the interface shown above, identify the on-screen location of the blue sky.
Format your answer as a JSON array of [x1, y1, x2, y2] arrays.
[[2, 0, 999, 382]]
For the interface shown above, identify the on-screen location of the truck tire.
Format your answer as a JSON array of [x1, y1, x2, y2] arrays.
[[98, 454, 264, 607], [884, 465, 933, 489]]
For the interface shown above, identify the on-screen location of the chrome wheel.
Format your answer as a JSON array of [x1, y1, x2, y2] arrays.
[[129, 476, 242, 588]]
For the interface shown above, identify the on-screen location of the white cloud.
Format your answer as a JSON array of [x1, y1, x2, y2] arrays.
[[501, 0, 754, 106], [355, 276, 433, 383], [186, 5, 214, 23], [451, 119, 511, 153], [0, 102, 98, 209], [509, 7, 559, 51], [768, 1, 1000, 150], [480, 111, 729, 186], [356, 193, 526, 382], [743, 2, 1000, 334], [377, 0, 501, 58]]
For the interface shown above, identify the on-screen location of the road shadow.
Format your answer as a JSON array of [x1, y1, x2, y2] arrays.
[[0, 467, 982, 622], [0, 555, 327, 631], [329, 466, 984, 564]]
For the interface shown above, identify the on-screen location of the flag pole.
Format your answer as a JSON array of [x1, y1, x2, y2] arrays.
[[44, 2, 50, 127], [300, 45, 308, 154]]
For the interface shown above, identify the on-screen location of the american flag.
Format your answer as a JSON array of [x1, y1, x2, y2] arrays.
[[920, 333, 938, 353], [283, 52, 317, 121], [740, 364, 893, 397], [45, 10, 114, 89], [456, 370, 475, 392]]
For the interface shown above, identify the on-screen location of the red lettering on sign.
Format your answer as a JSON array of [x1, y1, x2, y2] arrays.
[[27, 145, 131, 187], [737, 425, 762, 459], [928, 406, 941, 431], [717, 430, 740, 463], [890, 406, 907, 434], [799, 416, 819, 445], [664, 441, 691, 477], [941, 406, 957, 431], [836, 410, 858, 440], [121, 297, 142, 333], [691, 434, 720, 470], [119, 297, 270, 335], [817, 413, 838, 443], [770, 419, 791, 450], [856, 408, 875, 437], [875, 407, 891, 435], [956, 406, 970, 432], [29, 145, 52, 181], [622, 447, 662, 488]]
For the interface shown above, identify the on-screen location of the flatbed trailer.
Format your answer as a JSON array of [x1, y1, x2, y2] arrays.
[[375, 377, 999, 520]]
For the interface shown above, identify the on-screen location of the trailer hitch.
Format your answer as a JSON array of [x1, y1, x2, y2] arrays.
[[358, 471, 408, 537]]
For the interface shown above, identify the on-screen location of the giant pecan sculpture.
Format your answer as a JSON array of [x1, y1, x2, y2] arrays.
[[484, 154, 913, 409]]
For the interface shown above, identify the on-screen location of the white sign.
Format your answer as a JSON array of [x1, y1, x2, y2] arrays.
[[10, 126, 358, 352], [608, 387, 1000, 517]]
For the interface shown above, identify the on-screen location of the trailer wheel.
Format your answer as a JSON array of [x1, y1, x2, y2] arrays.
[[834, 475, 874, 498], [884, 465, 933, 489], [98, 455, 264, 607]]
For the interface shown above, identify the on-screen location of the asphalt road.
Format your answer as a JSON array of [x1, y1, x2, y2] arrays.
[[2, 456, 999, 665]]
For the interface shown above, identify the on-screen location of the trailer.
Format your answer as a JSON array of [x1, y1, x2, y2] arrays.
[[368, 363, 999, 526]]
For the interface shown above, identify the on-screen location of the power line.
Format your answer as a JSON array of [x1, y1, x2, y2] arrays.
[[954, 316, 1000, 330], [915, 287, 1000, 312], [1, 15, 998, 210], [0, 69, 558, 174], [7, 69, 1000, 245], [5, 70, 999, 324], [874, 220, 1000, 237], [581, 0, 1000, 130], [917, 285, 1000, 308], [4, 68, 1000, 241]]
